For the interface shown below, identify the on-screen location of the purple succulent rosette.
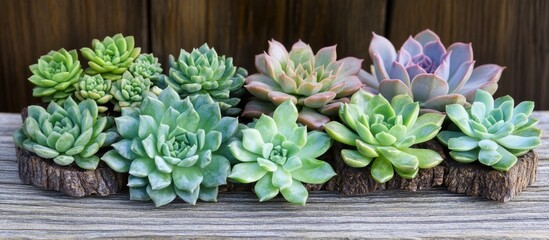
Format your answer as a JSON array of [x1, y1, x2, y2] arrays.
[[360, 29, 505, 113], [243, 39, 363, 130]]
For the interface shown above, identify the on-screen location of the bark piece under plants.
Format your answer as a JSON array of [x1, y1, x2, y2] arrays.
[[444, 150, 538, 202]]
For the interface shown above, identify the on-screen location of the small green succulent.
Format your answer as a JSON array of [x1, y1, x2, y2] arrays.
[[13, 97, 118, 170], [110, 71, 152, 111], [228, 100, 336, 205], [74, 74, 113, 113], [129, 53, 167, 88], [101, 87, 238, 206], [28, 48, 83, 103], [165, 44, 248, 116], [80, 34, 141, 80], [437, 90, 542, 171], [324, 90, 445, 183]]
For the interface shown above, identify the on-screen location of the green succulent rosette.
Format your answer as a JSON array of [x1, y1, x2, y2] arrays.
[[28, 48, 83, 104], [129, 53, 167, 88], [101, 87, 238, 206], [110, 71, 152, 111], [74, 74, 113, 112], [80, 34, 141, 80], [324, 90, 445, 183], [437, 90, 542, 171], [228, 100, 336, 205], [166, 44, 248, 116], [13, 97, 118, 170]]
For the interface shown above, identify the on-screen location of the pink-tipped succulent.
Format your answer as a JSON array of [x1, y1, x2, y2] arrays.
[[243, 39, 364, 130], [360, 29, 505, 113]]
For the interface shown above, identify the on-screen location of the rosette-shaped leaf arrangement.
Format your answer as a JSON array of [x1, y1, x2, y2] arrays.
[[80, 34, 141, 80], [165, 44, 247, 116], [360, 29, 505, 113], [110, 71, 152, 111], [129, 53, 167, 89], [28, 48, 83, 103], [101, 87, 238, 206], [75, 74, 113, 112], [13, 97, 117, 170], [228, 100, 336, 205], [324, 90, 445, 183], [243, 40, 363, 130], [437, 90, 542, 171]]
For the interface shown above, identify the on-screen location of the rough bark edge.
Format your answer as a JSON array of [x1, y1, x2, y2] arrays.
[[16, 145, 127, 197], [443, 150, 538, 202], [325, 140, 446, 195]]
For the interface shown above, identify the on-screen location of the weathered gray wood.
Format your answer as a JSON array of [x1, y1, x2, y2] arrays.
[[0, 112, 548, 238]]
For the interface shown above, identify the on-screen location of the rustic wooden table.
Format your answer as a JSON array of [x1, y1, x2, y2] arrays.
[[1, 112, 548, 238]]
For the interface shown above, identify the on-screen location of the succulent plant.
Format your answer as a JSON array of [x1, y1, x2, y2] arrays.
[[110, 71, 152, 111], [80, 34, 141, 80], [360, 29, 505, 113], [13, 97, 118, 170], [437, 90, 541, 171], [228, 100, 336, 205], [243, 39, 364, 130], [129, 53, 167, 88], [101, 87, 238, 206], [165, 44, 247, 116], [324, 90, 445, 183], [74, 74, 113, 113], [28, 48, 83, 103]]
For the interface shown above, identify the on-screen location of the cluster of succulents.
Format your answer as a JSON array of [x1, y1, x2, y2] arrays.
[[360, 30, 505, 113], [166, 44, 247, 116], [438, 90, 541, 171], [324, 91, 445, 182], [229, 100, 336, 204], [13, 29, 543, 206], [243, 40, 363, 130], [13, 97, 118, 170]]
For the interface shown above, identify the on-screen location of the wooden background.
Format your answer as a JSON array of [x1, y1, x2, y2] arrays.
[[1, 0, 547, 112]]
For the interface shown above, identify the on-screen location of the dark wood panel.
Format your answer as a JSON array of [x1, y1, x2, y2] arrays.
[[151, 0, 387, 76], [285, 0, 387, 68], [0, 0, 149, 112], [388, 0, 549, 109]]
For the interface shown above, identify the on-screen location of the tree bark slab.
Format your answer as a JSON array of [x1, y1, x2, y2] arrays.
[[16, 145, 127, 197], [326, 140, 446, 195], [444, 150, 538, 202]]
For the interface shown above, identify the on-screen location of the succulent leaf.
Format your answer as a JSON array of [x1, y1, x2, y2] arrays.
[[437, 90, 542, 171], [325, 90, 444, 183], [229, 100, 335, 204]]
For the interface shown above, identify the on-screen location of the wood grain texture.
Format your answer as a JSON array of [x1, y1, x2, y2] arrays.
[[388, 0, 549, 110], [0, 111, 548, 238], [0, 0, 149, 113]]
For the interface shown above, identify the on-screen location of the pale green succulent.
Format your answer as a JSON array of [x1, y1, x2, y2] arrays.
[[129, 53, 167, 88], [13, 97, 118, 170], [324, 90, 445, 183], [74, 74, 113, 112], [166, 44, 248, 116], [110, 71, 152, 111], [28, 48, 83, 103], [228, 100, 336, 205], [101, 87, 238, 206], [80, 34, 141, 80], [437, 90, 542, 171]]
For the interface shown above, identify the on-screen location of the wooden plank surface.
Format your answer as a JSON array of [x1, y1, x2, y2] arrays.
[[0, 112, 548, 238], [0, 0, 149, 113], [388, 0, 549, 110]]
